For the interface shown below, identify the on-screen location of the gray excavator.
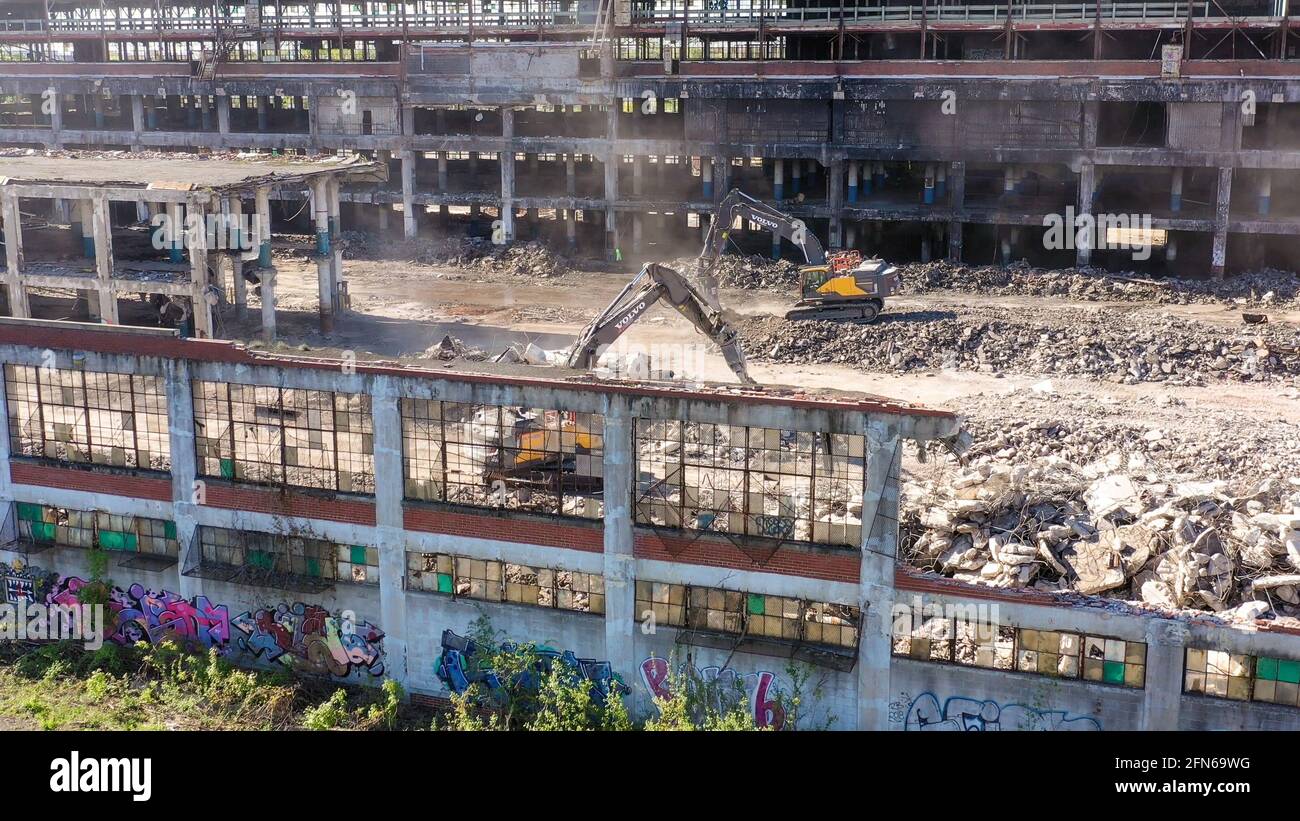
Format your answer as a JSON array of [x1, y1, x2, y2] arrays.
[[565, 261, 756, 385], [697, 188, 901, 322]]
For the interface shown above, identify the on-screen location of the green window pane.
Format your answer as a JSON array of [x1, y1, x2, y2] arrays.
[[248, 549, 275, 570], [1103, 660, 1126, 684], [747, 594, 765, 615], [219, 458, 235, 479], [16, 502, 44, 522], [164, 521, 177, 540], [98, 530, 137, 552], [1278, 659, 1300, 685], [31, 522, 56, 542], [437, 573, 453, 594], [305, 558, 321, 577], [1256, 657, 1278, 681], [350, 545, 368, 565]]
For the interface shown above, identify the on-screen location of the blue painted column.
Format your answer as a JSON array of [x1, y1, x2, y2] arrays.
[[1170, 167, 1183, 212], [702, 156, 713, 200], [923, 164, 936, 205], [847, 160, 859, 204], [936, 164, 947, 199], [773, 158, 784, 201], [1257, 173, 1271, 215], [872, 161, 885, 191], [791, 159, 801, 197]]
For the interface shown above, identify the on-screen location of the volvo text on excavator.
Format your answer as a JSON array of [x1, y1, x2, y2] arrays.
[[565, 261, 756, 385], [697, 188, 902, 323]]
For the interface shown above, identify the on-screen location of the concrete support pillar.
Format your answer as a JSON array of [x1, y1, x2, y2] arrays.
[[829, 158, 844, 248], [1212, 166, 1232, 278], [199, 95, 211, 131], [312, 177, 334, 331], [872, 161, 885, 190], [632, 213, 643, 253], [164, 358, 204, 606], [254, 187, 276, 341], [846, 221, 857, 250], [1140, 620, 1189, 729], [1170, 167, 1184, 213], [90, 194, 118, 324], [600, 403, 637, 712], [328, 177, 343, 311], [565, 209, 577, 248], [500, 108, 516, 244], [605, 106, 621, 261], [857, 417, 901, 731], [0, 364, 10, 495], [715, 155, 731, 196], [48, 90, 63, 148], [378, 206, 389, 234], [227, 197, 246, 320], [92, 94, 105, 129], [130, 95, 145, 148], [1001, 230, 1013, 265], [701, 156, 713, 200], [1166, 234, 1178, 264], [1076, 162, 1096, 267], [135, 200, 150, 223], [632, 156, 644, 197], [256, 95, 269, 133], [948, 162, 965, 262], [78, 199, 95, 258], [936, 163, 947, 199], [216, 95, 231, 135], [923, 163, 936, 205], [1257, 172, 1272, 216], [437, 152, 448, 192], [921, 233, 932, 263], [260, 265, 277, 343], [371, 378, 409, 690], [791, 158, 802, 196], [566, 153, 577, 197], [847, 160, 859, 204], [400, 150, 418, 239], [188, 199, 213, 338], [308, 94, 319, 138], [1, 187, 30, 318], [774, 158, 785, 200], [168, 202, 184, 264], [145, 95, 158, 130]]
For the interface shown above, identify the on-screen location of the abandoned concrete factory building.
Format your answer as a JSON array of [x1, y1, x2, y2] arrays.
[[0, 323, 1299, 731], [0, 0, 1299, 731]]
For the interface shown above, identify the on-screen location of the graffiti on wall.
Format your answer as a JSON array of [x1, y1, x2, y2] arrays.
[[232, 603, 385, 679], [49, 577, 231, 649], [12, 565, 383, 681], [639, 657, 787, 730], [436, 629, 628, 704], [899, 691, 1101, 731]]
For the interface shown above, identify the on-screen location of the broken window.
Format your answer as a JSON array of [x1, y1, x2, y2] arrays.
[[194, 525, 376, 589], [400, 398, 604, 519], [4, 364, 171, 470], [192, 381, 374, 494], [1185, 648, 1252, 701], [14, 502, 178, 562], [405, 551, 604, 614], [892, 600, 1145, 686], [1252, 656, 1300, 707], [634, 419, 865, 547], [635, 579, 860, 650]]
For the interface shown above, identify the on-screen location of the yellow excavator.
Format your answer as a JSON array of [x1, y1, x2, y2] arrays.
[[697, 188, 901, 323]]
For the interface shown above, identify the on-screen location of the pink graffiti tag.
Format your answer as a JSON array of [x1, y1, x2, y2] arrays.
[[639, 657, 786, 730]]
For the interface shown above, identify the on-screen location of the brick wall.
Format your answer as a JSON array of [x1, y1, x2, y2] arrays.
[[9, 461, 173, 501], [204, 482, 378, 526], [403, 504, 604, 553], [633, 527, 860, 583]]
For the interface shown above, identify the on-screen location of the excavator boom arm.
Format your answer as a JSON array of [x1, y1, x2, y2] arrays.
[[566, 263, 755, 385], [697, 188, 826, 307]]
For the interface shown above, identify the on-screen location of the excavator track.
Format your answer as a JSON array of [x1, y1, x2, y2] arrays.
[[784, 300, 882, 323]]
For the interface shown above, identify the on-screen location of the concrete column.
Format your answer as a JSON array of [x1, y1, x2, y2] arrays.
[[566, 153, 577, 197], [604, 105, 621, 261], [227, 197, 246, 320], [216, 94, 231, 135], [1, 187, 30, 317], [168, 201, 184, 264], [500, 108, 516, 243], [923, 163, 936, 204], [48, 90, 63, 148], [846, 221, 857, 250], [1170, 167, 1184, 212], [1166, 234, 1178, 264], [145, 95, 158, 130], [936, 164, 947, 199], [701, 156, 713, 200], [131, 95, 145, 148], [165, 358, 204, 605], [92, 94, 105, 129], [378, 206, 389, 234], [565, 208, 576, 248], [188, 199, 213, 338], [921, 233, 932, 263], [857, 416, 901, 731], [632, 214, 643, 253], [199, 95, 211, 131], [0, 365, 10, 496], [601, 401, 637, 711], [256, 185, 275, 340], [791, 158, 802, 196], [829, 158, 844, 248], [78, 199, 94, 258], [1076, 162, 1096, 267], [400, 150, 418, 239], [632, 156, 644, 197], [90, 194, 118, 324], [312, 177, 334, 331], [1141, 620, 1189, 730], [872, 161, 885, 190], [1257, 172, 1272, 216], [256, 95, 269, 133], [774, 158, 785, 200], [947, 162, 965, 262], [371, 378, 409, 690], [328, 177, 344, 310], [847, 160, 859, 204], [260, 266, 277, 343], [436, 152, 448, 192], [715, 155, 731, 197], [308, 94, 319, 138], [1212, 166, 1232, 278]]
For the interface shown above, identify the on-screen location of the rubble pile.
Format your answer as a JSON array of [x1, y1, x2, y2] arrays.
[[674, 255, 801, 291], [421, 334, 488, 362], [897, 260, 1300, 306], [902, 458, 1300, 621], [740, 309, 1300, 384]]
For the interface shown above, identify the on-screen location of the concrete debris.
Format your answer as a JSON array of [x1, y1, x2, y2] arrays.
[[342, 233, 577, 279], [895, 259, 1300, 307], [902, 453, 1300, 622], [740, 307, 1300, 385], [424, 335, 487, 362], [673, 255, 801, 291]]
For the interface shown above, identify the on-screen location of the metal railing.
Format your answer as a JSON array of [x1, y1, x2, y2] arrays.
[[0, 1, 1286, 36]]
